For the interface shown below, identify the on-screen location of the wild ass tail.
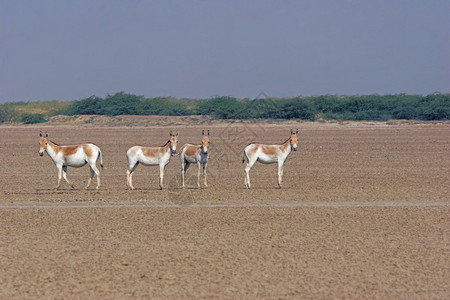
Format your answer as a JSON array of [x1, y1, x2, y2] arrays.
[[98, 149, 104, 169]]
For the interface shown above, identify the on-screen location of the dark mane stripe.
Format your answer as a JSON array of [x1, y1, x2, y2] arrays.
[[161, 140, 171, 147], [281, 137, 291, 145], [48, 139, 60, 146]]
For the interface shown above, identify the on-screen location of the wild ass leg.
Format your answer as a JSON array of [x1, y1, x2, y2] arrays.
[[244, 164, 250, 189], [180, 158, 185, 188], [245, 160, 256, 189], [56, 164, 63, 189], [127, 162, 138, 190], [62, 166, 74, 188], [159, 164, 165, 189], [197, 162, 201, 188], [181, 160, 190, 188], [203, 162, 208, 187], [86, 167, 94, 189], [244, 158, 256, 189], [277, 161, 284, 188], [86, 164, 100, 189], [92, 165, 101, 189]]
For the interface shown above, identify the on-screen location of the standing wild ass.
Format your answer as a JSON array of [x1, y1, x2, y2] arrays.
[[38, 132, 104, 189], [126, 132, 178, 190], [243, 129, 298, 189], [179, 130, 210, 188]]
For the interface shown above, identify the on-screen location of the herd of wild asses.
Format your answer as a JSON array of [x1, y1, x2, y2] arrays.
[[38, 129, 299, 190]]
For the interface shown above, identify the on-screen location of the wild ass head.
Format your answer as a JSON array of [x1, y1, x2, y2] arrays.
[[290, 129, 299, 151], [201, 130, 210, 154], [169, 131, 178, 154], [39, 131, 49, 156]]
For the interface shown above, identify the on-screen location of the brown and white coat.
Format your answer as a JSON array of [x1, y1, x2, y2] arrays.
[[38, 132, 103, 189], [243, 129, 299, 189], [126, 132, 178, 190], [179, 130, 210, 188]]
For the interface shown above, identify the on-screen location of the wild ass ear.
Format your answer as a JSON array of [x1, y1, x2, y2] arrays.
[[202, 130, 205, 136], [40, 131, 42, 137], [296, 129, 299, 134], [176, 132, 179, 137], [207, 130, 210, 136], [290, 129, 293, 135], [45, 132, 48, 137], [169, 131, 173, 137]]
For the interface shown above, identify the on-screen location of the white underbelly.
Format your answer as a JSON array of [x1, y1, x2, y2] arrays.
[[138, 154, 161, 166], [184, 153, 208, 164], [184, 155, 197, 164], [64, 155, 88, 167], [256, 153, 278, 164]]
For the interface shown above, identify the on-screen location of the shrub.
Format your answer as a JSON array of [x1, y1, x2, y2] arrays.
[[279, 99, 315, 120], [196, 97, 244, 119], [420, 107, 449, 120], [18, 92, 449, 121], [392, 107, 417, 120], [102, 92, 142, 116], [21, 113, 46, 124], [0, 105, 19, 123], [64, 95, 103, 115], [240, 99, 281, 119]]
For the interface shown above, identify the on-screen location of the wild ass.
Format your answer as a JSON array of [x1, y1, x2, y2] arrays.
[[38, 132, 103, 189], [126, 132, 178, 190], [179, 130, 210, 188], [243, 129, 299, 189]]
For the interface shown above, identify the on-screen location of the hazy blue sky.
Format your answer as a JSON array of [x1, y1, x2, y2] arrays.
[[1, 0, 449, 102]]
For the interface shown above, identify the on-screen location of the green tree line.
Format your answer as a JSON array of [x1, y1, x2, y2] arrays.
[[1, 92, 449, 123]]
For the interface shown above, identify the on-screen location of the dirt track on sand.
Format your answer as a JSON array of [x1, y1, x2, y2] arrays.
[[1, 122, 449, 298]]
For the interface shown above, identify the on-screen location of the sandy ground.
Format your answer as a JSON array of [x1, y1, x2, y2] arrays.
[[1, 121, 449, 298]]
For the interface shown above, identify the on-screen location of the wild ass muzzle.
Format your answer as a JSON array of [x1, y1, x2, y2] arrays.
[[242, 129, 299, 189], [179, 130, 210, 188], [38, 132, 104, 189], [126, 131, 178, 190]]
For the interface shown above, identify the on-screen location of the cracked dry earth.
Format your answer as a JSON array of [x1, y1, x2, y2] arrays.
[[1, 123, 449, 298]]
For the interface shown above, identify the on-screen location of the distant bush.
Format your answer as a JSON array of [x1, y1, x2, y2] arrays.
[[241, 98, 281, 119], [0, 105, 19, 123], [9, 92, 449, 122], [138, 97, 172, 115], [63, 95, 103, 115], [279, 99, 316, 120], [64, 92, 194, 117], [417, 93, 449, 120], [21, 113, 46, 124], [196, 96, 245, 119], [102, 92, 142, 116]]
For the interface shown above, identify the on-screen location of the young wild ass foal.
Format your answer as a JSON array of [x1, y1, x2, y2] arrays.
[[243, 129, 299, 189], [38, 132, 104, 189], [179, 130, 210, 188], [126, 132, 178, 190]]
